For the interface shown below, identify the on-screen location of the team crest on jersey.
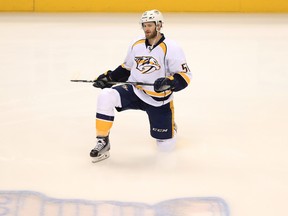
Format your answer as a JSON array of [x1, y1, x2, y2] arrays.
[[135, 56, 161, 74]]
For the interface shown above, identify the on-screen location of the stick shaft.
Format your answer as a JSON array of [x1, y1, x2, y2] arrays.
[[70, 80, 154, 86]]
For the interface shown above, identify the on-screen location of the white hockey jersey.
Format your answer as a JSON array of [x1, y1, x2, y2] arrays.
[[122, 34, 192, 107]]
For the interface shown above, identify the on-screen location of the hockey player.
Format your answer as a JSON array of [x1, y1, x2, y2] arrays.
[[90, 9, 192, 162]]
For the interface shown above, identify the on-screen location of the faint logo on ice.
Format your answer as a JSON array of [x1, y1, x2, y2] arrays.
[[0, 191, 229, 216]]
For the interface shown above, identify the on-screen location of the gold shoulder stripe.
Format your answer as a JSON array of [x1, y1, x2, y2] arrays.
[[159, 42, 167, 55], [132, 39, 145, 48]]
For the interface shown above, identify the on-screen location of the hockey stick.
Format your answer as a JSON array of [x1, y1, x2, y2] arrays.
[[70, 79, 154, 86]]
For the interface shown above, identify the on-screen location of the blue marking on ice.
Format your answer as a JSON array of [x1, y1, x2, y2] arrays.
[[0, 190, 230, 216]]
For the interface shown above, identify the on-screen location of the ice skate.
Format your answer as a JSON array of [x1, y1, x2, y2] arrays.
[[90, 136, 110, 163]]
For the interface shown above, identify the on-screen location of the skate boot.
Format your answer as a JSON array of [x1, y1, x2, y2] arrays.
[[90, 136, 110, 163]]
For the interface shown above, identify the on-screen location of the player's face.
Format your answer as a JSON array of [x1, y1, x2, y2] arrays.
[[142, 22, 157, 39]]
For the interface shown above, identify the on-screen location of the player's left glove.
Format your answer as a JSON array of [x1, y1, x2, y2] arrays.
[[154, 77, 175, 93]]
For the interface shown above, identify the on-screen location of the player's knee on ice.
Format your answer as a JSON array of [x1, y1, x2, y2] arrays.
[[156, 136, 176, 152]]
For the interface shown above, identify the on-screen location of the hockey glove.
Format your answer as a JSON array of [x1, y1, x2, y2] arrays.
[[93, 71, 113, 89], [154, 76, 175, 93]]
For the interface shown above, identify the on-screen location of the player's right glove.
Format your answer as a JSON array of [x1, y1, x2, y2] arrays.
[[93, 71, 114, 89]]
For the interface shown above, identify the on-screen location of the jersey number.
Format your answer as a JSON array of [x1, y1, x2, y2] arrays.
[[181, 63, 190, 73]]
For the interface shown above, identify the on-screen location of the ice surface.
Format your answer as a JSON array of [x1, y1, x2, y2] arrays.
[[0, 13, 288, 216]]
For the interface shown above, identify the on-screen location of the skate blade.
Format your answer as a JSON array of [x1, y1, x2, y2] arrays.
[[91, 152, 110, 163]]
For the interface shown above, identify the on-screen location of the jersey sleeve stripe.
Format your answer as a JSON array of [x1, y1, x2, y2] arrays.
[[178, 72, 191, 84], [121, 63, 131, 71]]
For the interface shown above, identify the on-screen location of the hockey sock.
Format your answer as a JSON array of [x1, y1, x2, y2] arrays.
[[96, 113, 114, 137]]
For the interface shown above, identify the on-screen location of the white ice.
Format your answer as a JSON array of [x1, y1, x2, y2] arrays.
[[0, 12, 288, 216]]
